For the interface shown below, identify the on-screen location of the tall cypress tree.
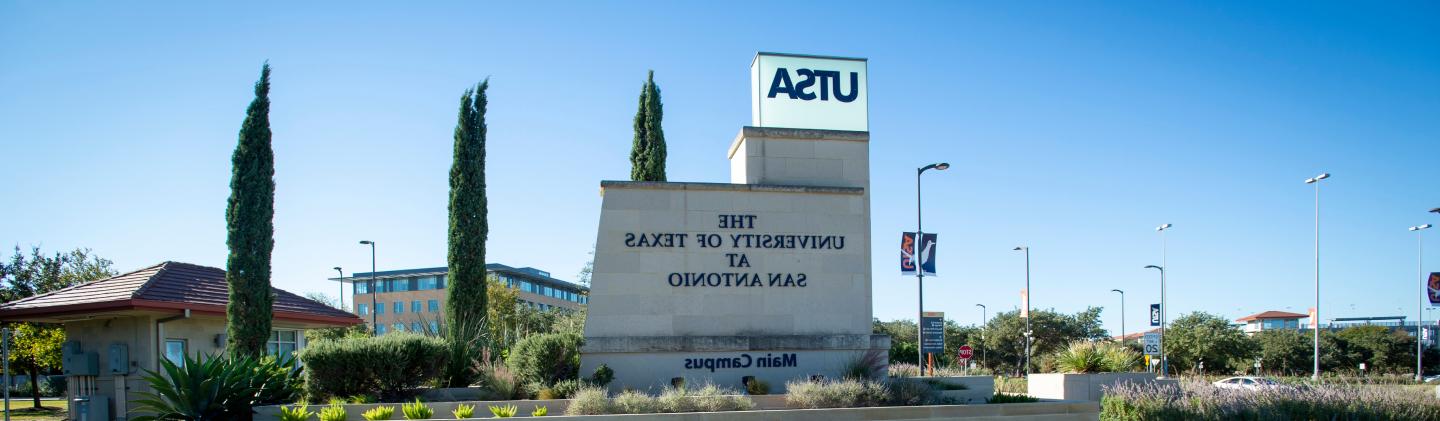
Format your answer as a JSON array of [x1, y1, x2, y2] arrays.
[[629, 70, 666, 181], [225, 63, 275, 358], [445, 80, 488, 385]]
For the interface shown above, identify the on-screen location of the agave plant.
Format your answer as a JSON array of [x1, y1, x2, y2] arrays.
[[401, 398, 433, 419], [362, 405, 395, 420], [487, 404, 517, 418], [278, 404, 313, 421], [130, 353, 300, 420], [530, 405, 548, 416], [317, 402, 348, 421], [451, 403, 475, 419]]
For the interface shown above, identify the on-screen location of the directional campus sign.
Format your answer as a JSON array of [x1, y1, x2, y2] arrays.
[[1149, 304, 1161, 326], [1143, 332, 1162, 356], [900, 232, 937, 276], [920, 312, 945, 354]]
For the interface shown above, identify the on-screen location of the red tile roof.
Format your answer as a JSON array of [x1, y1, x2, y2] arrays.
[[1236, 310, 1309, 322], [0, 261, 360, 325]]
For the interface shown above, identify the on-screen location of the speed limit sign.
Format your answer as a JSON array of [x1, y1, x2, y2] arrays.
[[1142, 333, 1161, 356]]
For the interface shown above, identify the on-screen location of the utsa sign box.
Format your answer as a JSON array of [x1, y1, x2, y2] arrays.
[[751, 53, 868, 132]]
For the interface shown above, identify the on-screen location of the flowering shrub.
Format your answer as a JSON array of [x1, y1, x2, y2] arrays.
[[1100, 380, 1440, 420]]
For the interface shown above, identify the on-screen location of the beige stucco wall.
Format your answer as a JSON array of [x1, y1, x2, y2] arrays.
[[61, 313, 314, 420]]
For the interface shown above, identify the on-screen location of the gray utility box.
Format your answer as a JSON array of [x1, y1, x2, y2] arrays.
[[63, 352, 99, 376], [107, 344, 128, 375], [73, 395, 112, 421]]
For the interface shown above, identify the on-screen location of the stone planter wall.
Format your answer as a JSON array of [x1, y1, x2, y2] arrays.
[[892, 375, 996, 404], [259, 400, 1097, 420], [1027, 372, 1173, 401]]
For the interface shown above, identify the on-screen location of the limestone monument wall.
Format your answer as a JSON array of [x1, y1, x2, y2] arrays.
[[581, 53, 886, 393]]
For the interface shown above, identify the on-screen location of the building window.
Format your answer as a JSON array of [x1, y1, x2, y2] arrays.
[[394, 302, 404, 314], [376, 302, 386, 315], [376, 324, 387, 334], [428, 321, 440, 334], [393, 323, 405, 332], [412, 301, 422, 313], [355, 282, 369, 294], [418, 276, 438, 290], [428, 300, 440, 312], [267, 330, 298, 356], [411, 322, 422, 332], [393, 278, 411, 292], [357, 303, 369, 315], [164, 339, 187, 366]]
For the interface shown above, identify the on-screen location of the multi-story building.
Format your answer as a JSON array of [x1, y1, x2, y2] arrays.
[[1236, 310, 1307, 334], [337, 263, 587, 334]]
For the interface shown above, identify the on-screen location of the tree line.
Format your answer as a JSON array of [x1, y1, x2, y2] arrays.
[[877, 309, 1436, 377]]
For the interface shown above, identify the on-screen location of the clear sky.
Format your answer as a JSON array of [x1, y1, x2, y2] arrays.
[[3, 1, 1437, 337]]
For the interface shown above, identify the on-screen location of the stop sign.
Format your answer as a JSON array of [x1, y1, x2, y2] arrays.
[[958, 345, 974, 360]]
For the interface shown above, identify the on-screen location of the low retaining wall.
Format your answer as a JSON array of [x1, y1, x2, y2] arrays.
[[258, 400, 1097, 420], [892, 375, 996, 404], [1027, 373, 1175, 402]]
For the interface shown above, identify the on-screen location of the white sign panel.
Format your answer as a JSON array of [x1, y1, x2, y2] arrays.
[[1142, 333, 1161, 356], [751, 53, 868, 132]]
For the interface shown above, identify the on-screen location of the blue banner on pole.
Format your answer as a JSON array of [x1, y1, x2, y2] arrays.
[[901, 232, 937, 276], [1150, 304, 1161, 327]]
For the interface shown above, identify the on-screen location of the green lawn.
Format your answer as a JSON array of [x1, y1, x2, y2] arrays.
[[3, 399, 67, 421]]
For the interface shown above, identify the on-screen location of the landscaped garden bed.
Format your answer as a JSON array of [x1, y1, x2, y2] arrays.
[[1100, 380, 1440, 420]]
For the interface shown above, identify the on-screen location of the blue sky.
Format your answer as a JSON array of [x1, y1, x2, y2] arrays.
[[2, 1, 1437, 336]]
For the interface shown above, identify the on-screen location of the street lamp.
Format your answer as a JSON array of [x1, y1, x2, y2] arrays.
[[359, 240, 377, 333], [1411, 223, 1432, 381], [1111, 289, 1125, 345], [914, 162, 949, 371], [976, 303, 987, 369], [1014, 246, 1031, 377], [1305, 172, 1329, 380], [333, 266, 344, 310], [1145, 265, 1166, 377]]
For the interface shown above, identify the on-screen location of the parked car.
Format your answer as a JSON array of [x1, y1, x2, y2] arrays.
[[1213, 376, 1284, 391]]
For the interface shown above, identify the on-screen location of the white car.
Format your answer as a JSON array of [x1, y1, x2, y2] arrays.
[[1212, 376, 1283, 391]]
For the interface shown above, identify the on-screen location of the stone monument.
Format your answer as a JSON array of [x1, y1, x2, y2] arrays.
[[581, 52, 888, 392]]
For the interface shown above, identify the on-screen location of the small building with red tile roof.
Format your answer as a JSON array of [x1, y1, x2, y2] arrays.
[[1235, 310, 1308, 334], [0, 261, 361, 418]]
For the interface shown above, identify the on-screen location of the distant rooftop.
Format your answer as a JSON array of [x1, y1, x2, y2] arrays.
[[1236, 310, 1309, 322]]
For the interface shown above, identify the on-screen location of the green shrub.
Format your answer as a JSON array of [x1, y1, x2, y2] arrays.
[[531, 405, 548, 416], [613, 390, 659, 414], [784, 379, 888, 409], [348, 394, 377, 404], [589, 364, 614, 386], [299, 332, 449, 400], [401, 398, 433, 419], [506, 332, 583, 386], [361, 405, 395, 420], [887, 380, 936, 406], [487, 404, 517, 418], [565, 387, 611, 415], [994, 376, 1027, 394], [476, 361, 519, 400], [744, 378, 770, 395], [549, 379, 583, 399], [130, 354, 302, 421], [279, 404, 314, 421], [317, 403, 347, 421], [989, 393, 1040, 404], [451, 403, 474, 419], [1054, 341, 1139, 374]]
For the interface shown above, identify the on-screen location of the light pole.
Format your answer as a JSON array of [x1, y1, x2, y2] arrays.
[[1014, 246, 1031, 377], [1111, 289, 1125, 345], [1305, 172, 1329, 380], [1155, 223, 1171, 376], [976, 303, 987, 369], [333, 266, 345, 311], [915, 162, 949, 370], [1145, 265, 1166, 377], [359, 240, 378, 332], [1412, 223, 1431, 380]]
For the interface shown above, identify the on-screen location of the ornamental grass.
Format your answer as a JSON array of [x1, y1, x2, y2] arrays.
[[1100, 380, 1440, 421]]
